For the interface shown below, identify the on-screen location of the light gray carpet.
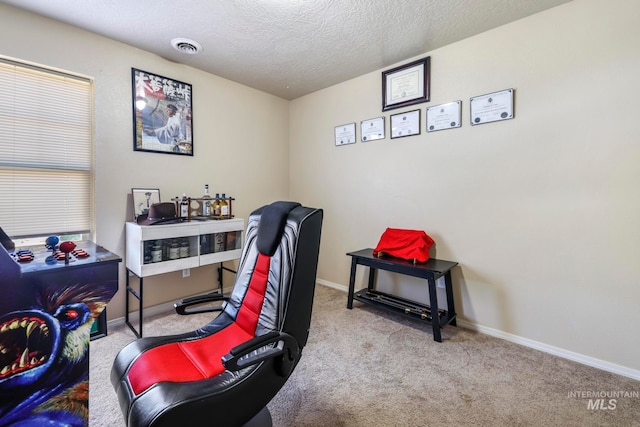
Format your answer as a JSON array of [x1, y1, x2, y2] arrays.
[[90, 285, 640, 426]]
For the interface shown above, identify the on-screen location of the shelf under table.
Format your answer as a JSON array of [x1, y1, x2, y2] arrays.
[[354, 288, 454, 324], [346, 248, 459, 342]]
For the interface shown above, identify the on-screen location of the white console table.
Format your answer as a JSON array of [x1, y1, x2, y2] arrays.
[[125, 218, 244, 337]]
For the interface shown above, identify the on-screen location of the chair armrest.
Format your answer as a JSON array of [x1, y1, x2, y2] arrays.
[[222, 331, 300, 376], [174, 292, 229, 315]]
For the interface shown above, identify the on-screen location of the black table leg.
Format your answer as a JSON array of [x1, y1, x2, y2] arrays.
[[427, 276, 442, 342], [125, 271, 143, 338], [347, 258, 357, 309], [445, 271, 457, 326], [125, 271, 130, 325], [367, 267, 376, 290], [138, 277, 143, 337]]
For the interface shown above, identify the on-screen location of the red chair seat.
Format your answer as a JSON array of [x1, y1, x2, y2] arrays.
[[128, 254, 272, 395], [128, 323, 253, 395]]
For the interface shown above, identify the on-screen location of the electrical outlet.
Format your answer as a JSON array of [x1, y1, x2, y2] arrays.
[[437, 277, 445, 288], [182, 268, 190, 278]]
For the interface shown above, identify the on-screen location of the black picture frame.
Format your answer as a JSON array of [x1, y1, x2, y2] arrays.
[[382, 56, 430, 112], [390, 109, 421, 139], [132, 68, 193, 156]]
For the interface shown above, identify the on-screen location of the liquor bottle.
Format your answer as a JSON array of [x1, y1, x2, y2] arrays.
[[202, 184, 212, 216], [220, 193, 229, 217], [213, 193, 221, 216], [200, 233, 210, 254], [179, 238, 190, 258], [151, 241, 162, 263], [214, 233, 225, 252], [180, 193, 189, 218]]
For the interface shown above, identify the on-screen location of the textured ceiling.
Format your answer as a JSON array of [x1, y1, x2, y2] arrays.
[[1, 0, 571, 100]]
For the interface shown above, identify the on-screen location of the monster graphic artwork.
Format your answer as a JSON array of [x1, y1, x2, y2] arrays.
[[0, 238, 119, 426], [0, 278, 117, 426], [0, 237, 122, 427]]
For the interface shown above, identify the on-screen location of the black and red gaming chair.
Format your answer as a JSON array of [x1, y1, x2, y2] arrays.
[[111, 202, 323, 426]]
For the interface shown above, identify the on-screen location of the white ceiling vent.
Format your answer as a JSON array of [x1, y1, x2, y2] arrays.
[[171, 38, 202, 54]]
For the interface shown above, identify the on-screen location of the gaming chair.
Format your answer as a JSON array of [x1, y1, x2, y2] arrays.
[[111, 202, 323, 426]]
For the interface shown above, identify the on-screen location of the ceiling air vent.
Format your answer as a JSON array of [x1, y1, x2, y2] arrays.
[[171, 38, 202, 55]]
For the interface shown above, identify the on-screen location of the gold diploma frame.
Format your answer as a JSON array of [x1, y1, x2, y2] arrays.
[[382, 56, 430, 112]]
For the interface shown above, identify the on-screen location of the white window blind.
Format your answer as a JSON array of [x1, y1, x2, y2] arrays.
[[0, 58, 93, 239]]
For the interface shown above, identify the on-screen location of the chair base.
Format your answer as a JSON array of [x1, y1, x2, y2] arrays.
[[243, 407, 272, 427]]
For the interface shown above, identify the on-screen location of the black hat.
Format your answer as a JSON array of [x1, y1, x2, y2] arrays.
[[136, 202, 183, 225]]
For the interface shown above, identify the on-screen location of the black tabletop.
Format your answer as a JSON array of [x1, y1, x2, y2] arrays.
[[347, 248, 458, 274]]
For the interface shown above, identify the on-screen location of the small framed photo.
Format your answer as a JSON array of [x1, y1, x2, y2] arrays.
[[132, 188, 161, 219], [382, 56, 430, 112], [335, 122, 356, 146], [390, 109, 421, 139], [132, 68, 193, 156], [470, 89, 514, 126], [361, 117, 385, 142], [426, 101, 462, 132]]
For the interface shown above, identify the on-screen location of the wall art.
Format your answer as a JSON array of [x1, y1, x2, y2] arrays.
[[132, 68, 193, 155]]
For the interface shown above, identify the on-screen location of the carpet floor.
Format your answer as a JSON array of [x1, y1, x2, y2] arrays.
[[90, 285, 640, 426]]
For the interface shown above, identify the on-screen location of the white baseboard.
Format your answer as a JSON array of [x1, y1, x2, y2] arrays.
[[316, 278, 348, 292], [315, 279, 640, 381], [455, 319, 640, 381]]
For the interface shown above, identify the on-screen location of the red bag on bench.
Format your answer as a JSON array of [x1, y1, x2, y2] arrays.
[[373, 228, 434, 263]]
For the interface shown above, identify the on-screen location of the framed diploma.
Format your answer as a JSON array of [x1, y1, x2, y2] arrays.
[[360, 117, 385, 142], [470, 89, 514, 126], [382, 56, 430, 111], [335, 122, 356, 146], [426, 101, 462, 132], [390, 109, 421, 139]]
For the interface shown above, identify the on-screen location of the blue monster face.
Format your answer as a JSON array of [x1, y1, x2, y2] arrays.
[[0, 310, 59, 390], [0, 304, 89, 391]]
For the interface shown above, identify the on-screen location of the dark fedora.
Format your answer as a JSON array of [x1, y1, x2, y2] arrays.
[[136, 202, 183, 225]]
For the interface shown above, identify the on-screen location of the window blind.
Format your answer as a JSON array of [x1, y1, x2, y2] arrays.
[[0, 58, 93, 239]]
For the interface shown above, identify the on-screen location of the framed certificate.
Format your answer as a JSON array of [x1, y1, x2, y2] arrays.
[[426, 101, 462, 132], [334, 122, 356, 146], [131, 188, 160, 219], [390, 109, 421, 139], [382, 57, 430, 111], [470, 89, 514, 126], [361, 117, 385, 142]]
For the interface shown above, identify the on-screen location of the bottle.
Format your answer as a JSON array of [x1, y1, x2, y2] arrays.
[[180, 193, 189, 218], [202, 184, 212, 216], [213, 193, 221, 216], [179, 238, 190, 258], [220, 193, 229, 217], [214, 233, 225, 252], [200, 233, 210, 254], [168, 239, 180, 260], [151, 241, 162, 263]]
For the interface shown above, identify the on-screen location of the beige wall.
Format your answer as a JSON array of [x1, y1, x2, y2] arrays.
[[290, 0, 640, 375], [0, 4, 290, 321], [1, 0, 639, 377]]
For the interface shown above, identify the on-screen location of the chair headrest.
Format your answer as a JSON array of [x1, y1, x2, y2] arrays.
[[256, 201, 301, 256]]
